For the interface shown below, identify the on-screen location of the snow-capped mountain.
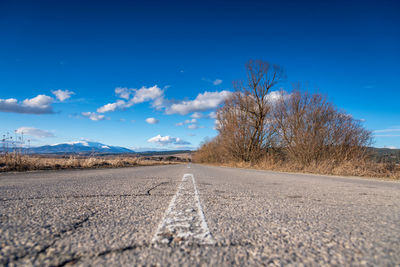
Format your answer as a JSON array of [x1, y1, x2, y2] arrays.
[[28, 141, 134, 154]]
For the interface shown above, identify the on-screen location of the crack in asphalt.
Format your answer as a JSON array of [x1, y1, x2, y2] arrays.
[[146, 182, 168, 195], [2, 211, 97, 266], [0, 193, 171, 202], [56, 256, 81, 267], [2, 182, 171, 265], [1, 183, 170, 201]]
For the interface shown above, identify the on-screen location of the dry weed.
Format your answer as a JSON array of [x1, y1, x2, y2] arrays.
[[0, 154, 176, 172]]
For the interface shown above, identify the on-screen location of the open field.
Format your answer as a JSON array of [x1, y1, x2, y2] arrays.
[[0, 154, 189, 172], [1, 164, 399, 266]]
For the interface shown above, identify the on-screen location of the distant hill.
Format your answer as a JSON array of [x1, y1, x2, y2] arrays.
[[138, 150, 192, 156], [369, 147, 400, 163], [27, 141, 134, 154]]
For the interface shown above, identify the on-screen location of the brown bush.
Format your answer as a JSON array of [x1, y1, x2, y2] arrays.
[[273, 88, 371, 167]]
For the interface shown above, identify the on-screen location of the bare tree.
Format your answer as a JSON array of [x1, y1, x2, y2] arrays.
[[216, 60, 285, 162]]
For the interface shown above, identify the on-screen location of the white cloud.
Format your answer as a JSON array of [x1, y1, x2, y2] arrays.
[[185, 118, 197, 124], [82, 112, 105, 121], [166, 90, 231, 115], [213, 79, 223, 85], [115, 87, 131, 100], [131, 85, 164, 106], [97, 100, 127, 113], [265, 90, 292, 103], [147, 134, 191, 146], [97, 85, 165, 113], [374, 128, 400, 133], [0, 95, 54, 114], [23, 94, 53, 108], [190, 112, 203, 119], [188, 124, 204, 130], [208, 111, 217, 119], [15, 127, 55, 138], [176, 118, 197, 126], [51, 89, 75, 101], [188, 124, 199, 129], [145, 117, 159, 124], [203, 78, 223, 86], [373, 128, 400, 140]]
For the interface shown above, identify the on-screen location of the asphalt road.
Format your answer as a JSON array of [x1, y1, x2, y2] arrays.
[[1, 164, 399, 266]]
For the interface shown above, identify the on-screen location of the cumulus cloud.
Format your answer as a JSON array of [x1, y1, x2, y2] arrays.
[[208, 111, 217, 119], [97, 85, 165, 113], [51, 89, 75, 101], [131, 85, 164, 106], [147, 134, 191, 146], [190, 112, 203, 119], [145, 117, 159, 124], [166, 90, 231, 115], [115, 87, 131, 100], [23, 95, 53, 108], [15, 127, 55, 138], [0, 95, 54, 114], [213, 79, 223, 85], [97, 100, 127, 113], [82, 112, 105, 121], [265, 90, 292, 103]]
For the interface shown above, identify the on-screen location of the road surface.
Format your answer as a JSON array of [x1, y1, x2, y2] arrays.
[[1, 164, 399, 266]]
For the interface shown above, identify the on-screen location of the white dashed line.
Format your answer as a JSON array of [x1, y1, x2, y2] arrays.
[[152, 173, 215, 245]]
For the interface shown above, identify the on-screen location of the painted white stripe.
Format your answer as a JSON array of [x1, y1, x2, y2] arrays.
[[152, 173, 215, 245]]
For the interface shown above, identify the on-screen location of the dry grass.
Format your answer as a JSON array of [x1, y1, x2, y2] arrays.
[[205, 157, 400, 179], [0, 153, 178, 172]]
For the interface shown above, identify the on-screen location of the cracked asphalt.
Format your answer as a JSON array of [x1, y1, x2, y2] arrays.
[[1, 164, 399, 266]]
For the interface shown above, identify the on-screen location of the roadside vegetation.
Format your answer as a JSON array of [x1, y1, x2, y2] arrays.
[[0, 132, 190, 172], [193, 60, 400, 179], [0, 154, 181, 172]]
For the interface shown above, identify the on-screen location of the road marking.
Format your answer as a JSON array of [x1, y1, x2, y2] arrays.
[[152, 173, 215, 246]]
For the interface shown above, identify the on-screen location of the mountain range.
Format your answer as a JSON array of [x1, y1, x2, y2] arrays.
[[27, 141, 134, 154]]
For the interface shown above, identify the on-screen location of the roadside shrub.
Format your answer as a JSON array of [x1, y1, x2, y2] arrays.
[[194, 60, 399, 178]]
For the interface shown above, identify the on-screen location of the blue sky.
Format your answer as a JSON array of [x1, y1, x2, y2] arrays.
[[0, 0, 399, 150]]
